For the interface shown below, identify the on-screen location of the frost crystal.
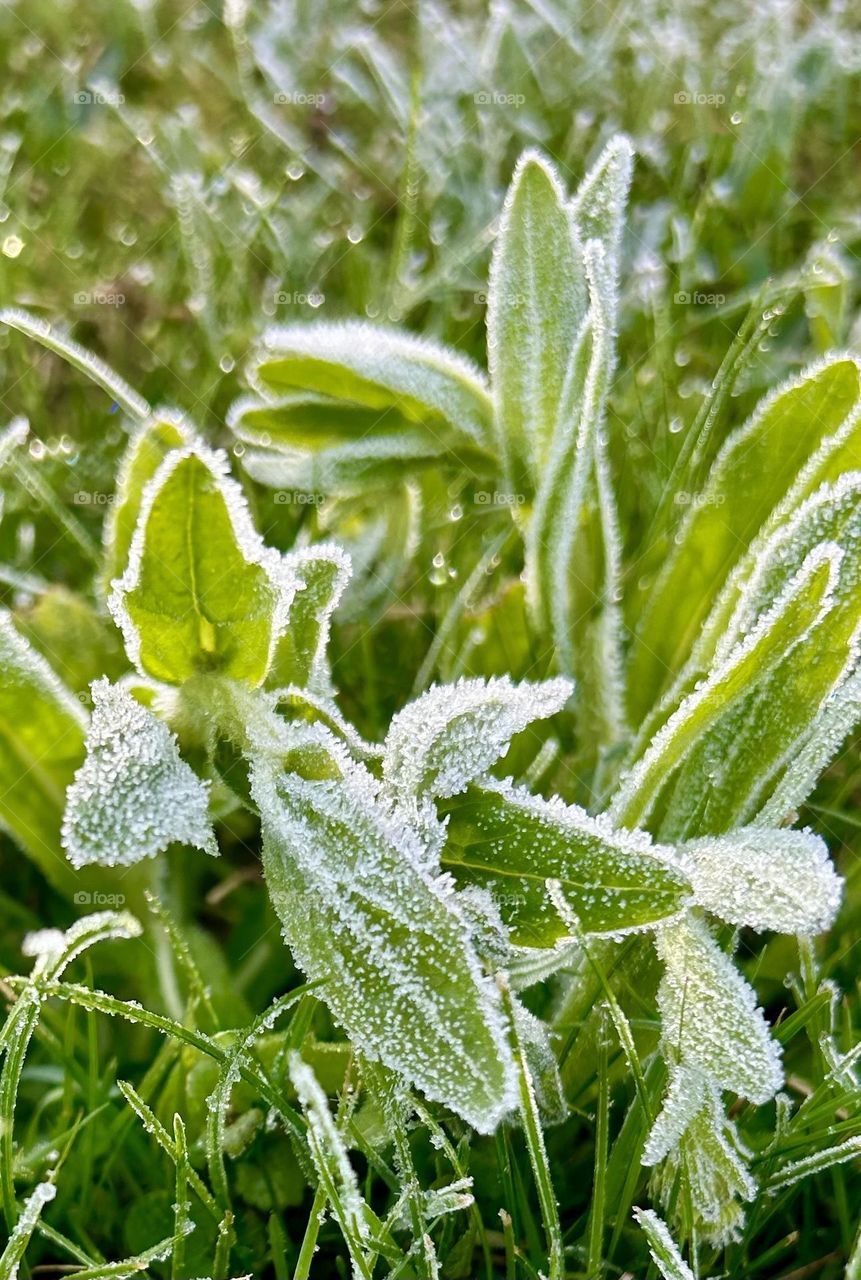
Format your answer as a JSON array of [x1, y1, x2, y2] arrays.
[[682, 826, 842, 934], [382, 675, 573, 801], [62, 679, 217, 868], [654, 915, 782, 1103], [632, 1207, 695, 1280]]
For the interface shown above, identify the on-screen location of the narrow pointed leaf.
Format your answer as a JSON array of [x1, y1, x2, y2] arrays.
[[269, 544, 351, 693], [632, 1208, 695, 1280]]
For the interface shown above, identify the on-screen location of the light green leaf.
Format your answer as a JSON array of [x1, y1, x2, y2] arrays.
[[570, 134, 633, 265], [381, 674, 572, 803], [612, 546, 837, 830], [0, 1183, 56, 1280], [441, 779, 691, 947], [655, 915, 782, 1104], [253, 728, 517, 1133], [250, 322, 494, 448], [61, 679, 217, 868], [488, 149, 586, 488], [631, 1207, 695, 1280], [104, 412, 198, 587], [682, 826, 842, 934], [268, 544, 351, 694], [630, 356, 861, 722], [0, 611, 87, 892], [110, 445, 294, 686]]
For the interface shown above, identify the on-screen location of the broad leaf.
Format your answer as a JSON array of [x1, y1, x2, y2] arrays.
[[0, 611, 87, 892], [654, 915, 782, 1104], [630, 356, 861, 721], [682, 826, 841, 934], [488, 150, 585, 488], [104, 412, 197, 586], [62, 679, 217, 868], [250, 322, 494, 448], [110, 446, 294, 686], [441, 779, 691, 946], [381, 674, 572, 802], [253, 730, 517, 1132], [269, 544, 351, 694]]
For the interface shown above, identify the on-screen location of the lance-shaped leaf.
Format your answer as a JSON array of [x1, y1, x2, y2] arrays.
[[0, 611, 87, 892], [252, 730, 517, 1133], [488, 149, 586, 488], [681, 826, 841, 935], [655, 915, 782, 1103], [570, 134, 633, 266], [381, 674, 572, 803], [269, 544, 351, 694], [441, 779, 691, 947], [630, 356, 861, 722], [110, 445, 294, 686], [632, 1208, 695, 1280], [104, 412, 198, 587], [612, 546, 838, 830], [656, 479, 861, 837], [62, 680, 217, 868], [250, 322, 494, 449]]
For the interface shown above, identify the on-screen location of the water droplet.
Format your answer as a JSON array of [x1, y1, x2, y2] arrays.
[[286, 161, 305, 181], [730, 112, 743, 125], [669, 417, 685, 434], [449, 503, 463, 521], [219, 354, 235, 373], [347, 226, 364, 244], [2, 234, 24, 258]]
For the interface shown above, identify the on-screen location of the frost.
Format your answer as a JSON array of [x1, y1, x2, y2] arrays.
[[632, 1207, 695, 1280], [253, 735, 517, 1133], [274, 543, 351, 694], [570, 134, 634, 266], [62, 679, 217, 868], [251, 320, 494, 447], [682, 826, 842, 934], [0, 415, 29, 469], [0, 1181, 57, 1275], [654, 915, 783, 1103], [642, 1064, 709, 1166], [382, 674, 572, 801]]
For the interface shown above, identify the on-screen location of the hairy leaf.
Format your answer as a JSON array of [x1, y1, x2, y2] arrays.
[[269, 544, 351, 694]]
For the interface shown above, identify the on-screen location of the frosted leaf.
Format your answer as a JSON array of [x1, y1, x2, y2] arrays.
[[270, 543, 351, 694], [0, 415, 29, 469], [642, 1064, 709, 1166], [682, 826, 842, 934], [442, 778, 691, 946], [631, 1208, 694, 1280], [0, 1181, 56, 1275], [382, 674, 572, 802], [109, 443, 296, 686], [570, 134, 634, 267], [655, 915, 782, 1103], [422, 1177, 475, 1221], [767, 1134, 861, 1191], [253, 736, 517, 1133], [62, 679, 217, 868], [488, 148, 586, 483], [512, 1000, 567, 1126], [250, 321, 494, 447], [238, 430, 459, 497], [648, 1077, 756, 1246], [288, 1053, 370, 1251]]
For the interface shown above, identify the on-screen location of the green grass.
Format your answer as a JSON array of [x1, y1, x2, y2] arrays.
[[0, 1, 860, 1277]]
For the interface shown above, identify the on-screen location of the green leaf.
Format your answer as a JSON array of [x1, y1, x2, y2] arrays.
[[61, 679, 217, 868], [268, 545, 351, 694], [630, 356, 861, 722], [0, 1183, 56, 1279], [612, 546, 837, 830], [104, 412, 197, 587], [570, 135, 634, 262], [110, 445, 293, 686], [441, 780, 691, 947], [488, 150, 586, 489], [381, 674, 572, 803], [250, 322, 494, 448], [0, 611, 88, 892], [252, 727, 517, 1132], [654, 915, 782, 1103]]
